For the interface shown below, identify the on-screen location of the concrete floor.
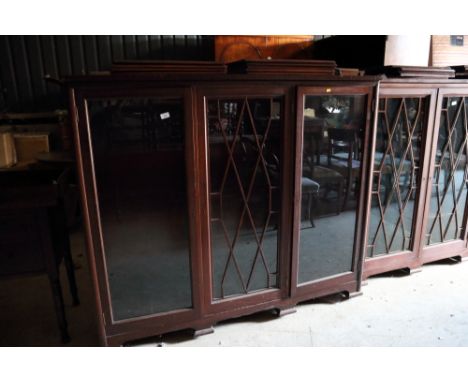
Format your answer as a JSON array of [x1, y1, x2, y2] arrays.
[[159, 258, 468, 347], [1, 229, 468, 346]]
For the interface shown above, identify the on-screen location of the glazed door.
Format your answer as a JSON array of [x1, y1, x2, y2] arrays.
[[199, 87, 292, 313], [420, 88, 468, 263], [73, 88, 202, 343], [364, 87, 437, 277], [292, 85, 376, 300]]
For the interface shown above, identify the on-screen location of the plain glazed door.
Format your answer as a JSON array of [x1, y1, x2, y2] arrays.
[[292, 85, 376, 301], [73, 87, 202, 345]]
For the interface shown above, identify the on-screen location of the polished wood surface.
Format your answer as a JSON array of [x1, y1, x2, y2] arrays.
[[67, 61, 468, 346], [214, 35, 314, 63]]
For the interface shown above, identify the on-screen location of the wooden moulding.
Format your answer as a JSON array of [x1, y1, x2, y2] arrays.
[[111, 60, 227, 74], [336, 67, 362, 77], [227, 59, 337, 75], [365, 65, 455, 79]]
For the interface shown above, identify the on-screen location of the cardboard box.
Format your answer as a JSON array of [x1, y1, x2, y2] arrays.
[[0, 132, 17, 168], [13, 133, 50, 162]]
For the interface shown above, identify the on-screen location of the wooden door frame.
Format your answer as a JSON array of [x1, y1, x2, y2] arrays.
[[292, 84, 377, 301], [419, 87, 468, 264], [195, 84, 294, 315], [362, 85, 439, 278], [69, 85, 203, 344]]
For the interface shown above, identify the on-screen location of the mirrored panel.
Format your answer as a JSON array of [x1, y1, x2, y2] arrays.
[[425, 96, 468, 245], [207, 97, 282, 299], [298, 94, 366, 284], [87, 97, 192, 321], [367, 97, 427, 257]]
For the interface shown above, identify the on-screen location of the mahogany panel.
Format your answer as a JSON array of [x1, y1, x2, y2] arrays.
[[67, 63, 386, 346], [363, 251, 420, 279]]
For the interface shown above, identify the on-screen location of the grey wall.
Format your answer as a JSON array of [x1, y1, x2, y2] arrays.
[[0, 35, 215, 112]]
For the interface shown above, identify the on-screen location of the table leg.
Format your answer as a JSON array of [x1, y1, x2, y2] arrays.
[[48, 274, 70, 343]]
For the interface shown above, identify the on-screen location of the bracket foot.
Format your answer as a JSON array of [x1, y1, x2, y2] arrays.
[[193, 327, 214, 338], [275, 307, 297, 317]]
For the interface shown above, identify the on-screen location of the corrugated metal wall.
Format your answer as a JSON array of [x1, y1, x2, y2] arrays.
[[0, 35, 215, 112]]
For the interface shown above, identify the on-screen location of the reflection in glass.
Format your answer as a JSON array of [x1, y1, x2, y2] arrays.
[[88, 97, 192, 321], [207, 97, 282, 299], [367, 97, 427, 257], [426, 97, 468, 245], [298, 94, 366, 283]]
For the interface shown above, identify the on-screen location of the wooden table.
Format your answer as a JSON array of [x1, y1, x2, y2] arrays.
[[0, 168, 79, 343]]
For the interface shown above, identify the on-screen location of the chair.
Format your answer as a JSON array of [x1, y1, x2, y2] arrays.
[[303, 117, 327, 165], [303, 155, 344, 216], [327, 128, 361, 209], [241, 137, 319, 228], [300, 174, 320, 228]]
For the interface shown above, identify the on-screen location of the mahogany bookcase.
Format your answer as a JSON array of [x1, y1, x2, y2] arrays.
[[66, 60, 382, 345], [363, 71, 468, 279]]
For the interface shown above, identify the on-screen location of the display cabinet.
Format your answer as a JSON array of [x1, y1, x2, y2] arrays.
[[363, 68, 468, 278], [420, 87, 468, 265], [67, 60, 379, 345]]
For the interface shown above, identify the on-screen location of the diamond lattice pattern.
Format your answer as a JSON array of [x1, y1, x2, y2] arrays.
[[208, 98, 281, 299], [367, 97, 425, 257], [426, 97, 468, 245]]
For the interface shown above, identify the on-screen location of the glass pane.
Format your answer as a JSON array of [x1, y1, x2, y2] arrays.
[[367, 97, 427, 257], [207, 97, 281, 299], [87, 97, 192, 321], [425, 97, 468, 245], [298, 94, 366, 283]]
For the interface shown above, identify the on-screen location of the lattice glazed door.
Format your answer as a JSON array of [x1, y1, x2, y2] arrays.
[[206, 96, 284, 302], [422, 92, 468, 261], [367, 95, 431, 259]]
